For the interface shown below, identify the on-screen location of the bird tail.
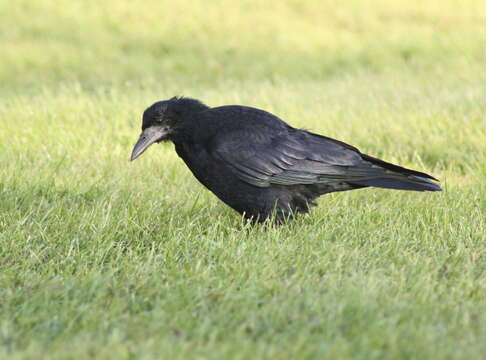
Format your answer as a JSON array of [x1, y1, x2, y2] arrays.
[[351, 175, 441, 192], [351, 154, 442, 192]]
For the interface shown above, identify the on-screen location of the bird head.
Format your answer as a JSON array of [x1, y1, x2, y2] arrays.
[[130, 97, 208, 161]]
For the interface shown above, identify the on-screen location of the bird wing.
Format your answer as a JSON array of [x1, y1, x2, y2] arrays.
[[208, 106, 439, 190], [210, 122, 391, 188]]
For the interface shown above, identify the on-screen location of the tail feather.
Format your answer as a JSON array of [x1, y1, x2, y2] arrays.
[[353, 152, 442, 191], [352, 175, 441, 192], [361, 154, 438, 181]]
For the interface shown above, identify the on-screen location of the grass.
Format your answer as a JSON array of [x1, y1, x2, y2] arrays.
[[0, 0, 485, 359]]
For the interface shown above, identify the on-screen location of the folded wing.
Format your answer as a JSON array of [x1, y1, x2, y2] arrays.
[[210, 119, 440, 192]]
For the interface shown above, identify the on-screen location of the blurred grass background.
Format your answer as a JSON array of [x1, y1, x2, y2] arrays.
[[2, 0, 485, 88], [0, 0, 485, 359]]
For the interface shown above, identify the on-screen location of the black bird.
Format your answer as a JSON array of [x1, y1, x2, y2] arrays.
[[131, 97, 441, 222]]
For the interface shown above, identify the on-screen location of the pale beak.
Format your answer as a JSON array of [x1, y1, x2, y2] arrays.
[[131, 126, 168, 161]]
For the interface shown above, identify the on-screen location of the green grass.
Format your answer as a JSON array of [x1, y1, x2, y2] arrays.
[[1, 0, 485, 359]]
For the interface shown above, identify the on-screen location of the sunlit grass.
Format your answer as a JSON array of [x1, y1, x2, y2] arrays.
[[0, 0, 485, 359]]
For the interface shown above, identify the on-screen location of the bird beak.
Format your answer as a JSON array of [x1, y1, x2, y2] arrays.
[[131, 125, 168, 161]]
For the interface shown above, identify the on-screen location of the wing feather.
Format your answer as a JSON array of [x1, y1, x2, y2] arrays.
[[205, 106, 435, 188], [210, 121, 381, 187]]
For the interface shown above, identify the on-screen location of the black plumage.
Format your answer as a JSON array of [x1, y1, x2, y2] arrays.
[[131, 97, 441, 222]]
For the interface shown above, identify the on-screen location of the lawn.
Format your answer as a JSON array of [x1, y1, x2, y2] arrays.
[[0, 0, 485, 359]]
